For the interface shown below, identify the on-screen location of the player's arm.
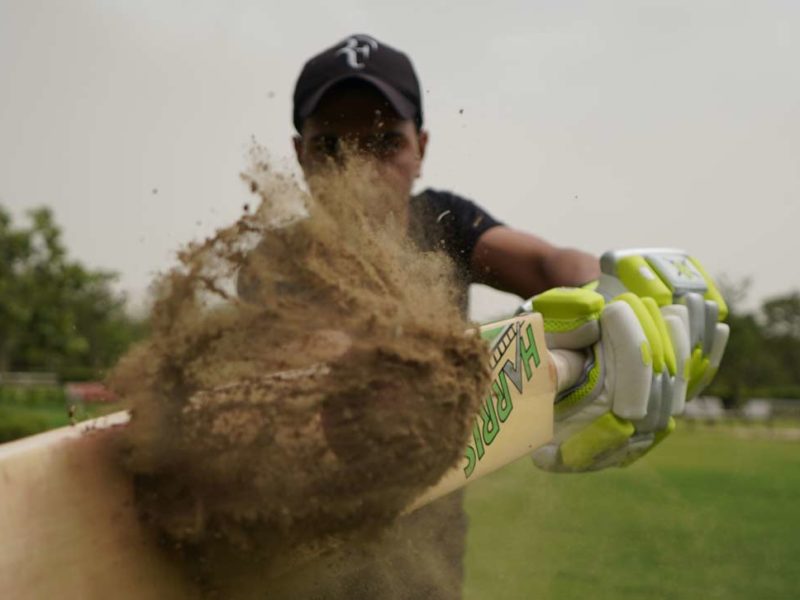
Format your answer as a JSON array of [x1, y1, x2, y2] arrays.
[[470, 226, 600, 298]]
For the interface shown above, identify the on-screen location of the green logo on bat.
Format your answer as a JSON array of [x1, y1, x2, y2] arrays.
[[464, 321, 541, 478]]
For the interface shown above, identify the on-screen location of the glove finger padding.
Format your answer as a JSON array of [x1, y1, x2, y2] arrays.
[[600, 301, 651, 420], [598, 249, 729, 402], [609, 293, 684, 454], [679, 292, 731, 399], [660, 308, 691, 415], [690, 322, 730, 398]]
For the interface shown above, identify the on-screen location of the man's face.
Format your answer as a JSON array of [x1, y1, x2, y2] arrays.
[[294, 82, 428, 205]]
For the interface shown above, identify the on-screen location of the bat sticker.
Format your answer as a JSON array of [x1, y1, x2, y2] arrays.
[[463, 321, 542, 478]]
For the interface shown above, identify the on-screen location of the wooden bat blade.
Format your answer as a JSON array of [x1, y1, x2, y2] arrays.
[[405, 312, 561, 511], [0, 413, 197, 599]]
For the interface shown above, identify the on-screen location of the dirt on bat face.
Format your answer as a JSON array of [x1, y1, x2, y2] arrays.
[[108, 146, 490, 595]]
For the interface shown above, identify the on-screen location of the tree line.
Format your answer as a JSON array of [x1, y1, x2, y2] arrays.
[[708, 282, 800, 407], [0, 206, 145, 381]]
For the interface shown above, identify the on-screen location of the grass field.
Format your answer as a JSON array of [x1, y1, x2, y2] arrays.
[[463, 424, 800, 600], [0, 389, 117, 443]]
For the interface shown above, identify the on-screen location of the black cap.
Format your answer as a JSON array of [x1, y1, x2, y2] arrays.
[[293, 34, 423, 133]]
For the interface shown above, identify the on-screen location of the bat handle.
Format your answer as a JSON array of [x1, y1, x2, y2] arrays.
[[551, 349, 588, 394]]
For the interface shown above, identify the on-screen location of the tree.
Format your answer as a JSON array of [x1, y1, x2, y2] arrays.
[[0, 205, 144, 378], [709, 311, 777, 407], [708, 286, 800, 406], [760, 292, 800, 397], [762, 293, 800, 339]]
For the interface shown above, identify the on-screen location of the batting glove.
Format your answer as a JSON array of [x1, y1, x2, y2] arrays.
[[527, 287, 688, 472], [597, 249, 729, 400]]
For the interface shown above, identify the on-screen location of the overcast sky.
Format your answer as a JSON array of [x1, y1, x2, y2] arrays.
[[2, 0, 798, 320]]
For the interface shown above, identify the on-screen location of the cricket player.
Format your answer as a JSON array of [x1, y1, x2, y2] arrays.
[[262, 33, 728, 598]]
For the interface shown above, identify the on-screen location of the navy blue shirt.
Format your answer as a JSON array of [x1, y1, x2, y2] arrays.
[[409, 188, 503, 307]]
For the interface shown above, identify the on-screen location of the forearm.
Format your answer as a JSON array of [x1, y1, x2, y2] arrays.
[[471, 227, 599, 298], [540, 247, 600, 289]]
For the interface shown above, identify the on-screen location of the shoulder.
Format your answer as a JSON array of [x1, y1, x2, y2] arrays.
[[409, 188, 503, 272], [412, 187, 502, 231], [411, 188, 485, 216]]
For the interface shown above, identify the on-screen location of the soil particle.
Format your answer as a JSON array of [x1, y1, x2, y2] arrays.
[[109, 149, 490, 595]]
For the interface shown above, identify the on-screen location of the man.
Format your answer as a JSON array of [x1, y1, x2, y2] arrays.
[[267, 34, 727, 598], [281, 33, 601, 599]]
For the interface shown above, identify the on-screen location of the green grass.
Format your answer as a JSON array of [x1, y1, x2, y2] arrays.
[[0, 388, 117, 443], [464, 427, 800, 600]]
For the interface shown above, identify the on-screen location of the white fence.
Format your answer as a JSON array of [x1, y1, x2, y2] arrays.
[[0, 372, 59, 387], [683, 396, 800, 422]]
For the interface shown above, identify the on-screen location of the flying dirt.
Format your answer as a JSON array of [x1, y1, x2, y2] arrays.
[[108, 148, 491, 596]]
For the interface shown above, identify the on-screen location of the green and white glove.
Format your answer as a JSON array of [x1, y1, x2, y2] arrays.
[[597, 249, 730, 400], [523, 249, 729, 472], [527, 286, 689, 472]]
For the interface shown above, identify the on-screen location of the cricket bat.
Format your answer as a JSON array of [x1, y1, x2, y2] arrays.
[[0, 311, 584, 599]]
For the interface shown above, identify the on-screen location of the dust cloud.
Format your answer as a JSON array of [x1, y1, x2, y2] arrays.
[[109, 147, 491, 596]]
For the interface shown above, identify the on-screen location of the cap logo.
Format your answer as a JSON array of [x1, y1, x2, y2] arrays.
[[335, 36, 379, 70]]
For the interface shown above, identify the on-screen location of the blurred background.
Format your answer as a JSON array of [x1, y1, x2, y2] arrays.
[[1, 1, 798, 598]]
